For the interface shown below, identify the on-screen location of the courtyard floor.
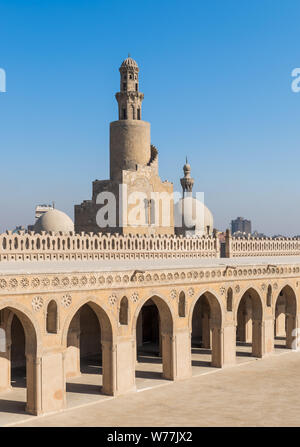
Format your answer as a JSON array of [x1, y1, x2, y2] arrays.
[[1, 338, 298, 427]]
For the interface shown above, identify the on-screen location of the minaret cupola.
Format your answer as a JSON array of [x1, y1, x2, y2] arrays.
[[116, 55, 144, 120], [180, 158, 194, 196]]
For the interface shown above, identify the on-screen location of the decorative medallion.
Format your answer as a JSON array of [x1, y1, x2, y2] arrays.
[[123, 275, 129, 283], [235, 285, 240, 293], [106, 275, 113, 285], [89, 276, 97, 286], [62, 277, 70, 287], [71, 276, 79, 286], [80, 276, 88, 286], [32, 296, 44, 312], [170, 289, 177, 299], [31, 277, 40, 288], [52, 277, 60, 287], [220, 286, 226, 295], [273, 283, 278, 290], [61, 293, 72, 308], [0, 279, 7, 289], [20, 278, 29, 288], [42, 277, 50, 287], [261, 283, 266, 291], [109, 293, 117, 306], [131, 292, 139, 303], [99, 276, 105, 285], [188, 287, 195, 297], [9, 278, 18, 289], [146, 274, 152, 282], [167, 273, 173, 280]]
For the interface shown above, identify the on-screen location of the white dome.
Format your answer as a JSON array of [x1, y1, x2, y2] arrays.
[[174, 196, 214, 236], [34, 209, 74, 234]]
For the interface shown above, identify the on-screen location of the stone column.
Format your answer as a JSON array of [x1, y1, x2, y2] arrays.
[[172, 329, 192, 380], [275, 304, 286, 337], [263, 318, 274, 355], [252, 320, 263, 358], [202, 315, 211, 349], [65, 313, 80, 378], [244, 298, 252, 343], [286, 314, 296, 349], [27, 350, 66, 415], [102, 337, 136, 396], [25, 355, 41, 415], [136, 313, 143, 349], [161, 333, 174, 380], [211, 322, 236, 368], [0, 335, 11, 392]]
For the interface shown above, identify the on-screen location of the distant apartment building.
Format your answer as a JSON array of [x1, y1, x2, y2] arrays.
[[231, 216, 251, 235]]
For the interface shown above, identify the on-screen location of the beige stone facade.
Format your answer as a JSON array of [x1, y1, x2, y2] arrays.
[[0, 250, 299, 416]]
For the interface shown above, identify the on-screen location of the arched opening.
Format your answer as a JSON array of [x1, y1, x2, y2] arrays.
[[191, 292, 222, 369], [46, 300, 57, 334], [135, 296, 173, 387], [119, 296, 128, 325], [0, 307, 38, 417], [267, 285, 272, 307], [274, 285, 297, 350], [65, 302, 112, 405], [236, 288, 263, 359], [178, 291, 186, 317], [227, 288, 233, 312], [11, 315, 26, 387]]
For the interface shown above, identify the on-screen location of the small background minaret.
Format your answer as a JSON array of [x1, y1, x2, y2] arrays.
[[115, 55, 144, 121], [180, 158, 194, 197]]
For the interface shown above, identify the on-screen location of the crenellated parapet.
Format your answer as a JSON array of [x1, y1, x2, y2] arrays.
[[224, 230, 300, 257], [0, 231, 219, 262]]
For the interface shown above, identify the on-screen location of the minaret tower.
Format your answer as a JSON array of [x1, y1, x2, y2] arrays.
[[110, 56, 151, 180], [116, 55, 144, 120], [180, 158, 194, 197]]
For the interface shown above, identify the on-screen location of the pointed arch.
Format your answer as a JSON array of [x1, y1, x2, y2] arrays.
[[46, 300, 58, 334], [119, 296, 128, 325], [178, 291, 186, 318]]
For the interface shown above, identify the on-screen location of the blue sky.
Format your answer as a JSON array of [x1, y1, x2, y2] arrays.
[[0, 0, 300, 235]]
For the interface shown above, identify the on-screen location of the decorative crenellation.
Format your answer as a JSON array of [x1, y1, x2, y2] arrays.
[[225, 231, 300, 257], [0, 231, 219, 262]]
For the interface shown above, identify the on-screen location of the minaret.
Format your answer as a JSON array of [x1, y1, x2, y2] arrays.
[[180, 158, 194, 197], [115, 55, 144, 120], [110, 56, 151, 180]]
